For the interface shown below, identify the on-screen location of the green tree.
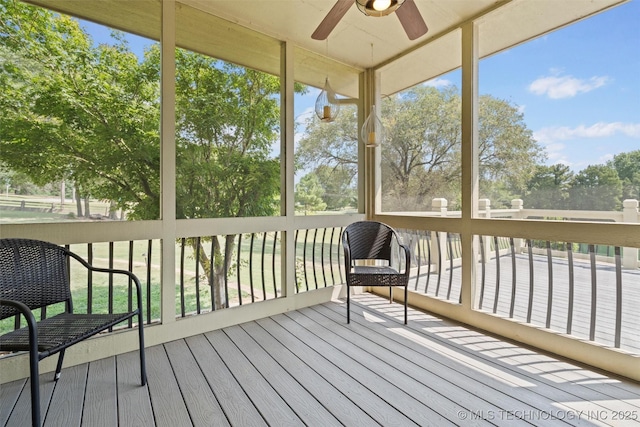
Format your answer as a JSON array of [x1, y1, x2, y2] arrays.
[[525, 164, 574, 209], [478, 95, 545, 207], [609, 150, 640, 200], [295, 104, 358, 209], [296, 85, 544, 212], [173, 49, 286, 306], [0, 1, 301, 308], [0, 1, 160, 218], [314, 164, 356, 210], [568, 165, 623, 210], [295, 173, 327, 214]]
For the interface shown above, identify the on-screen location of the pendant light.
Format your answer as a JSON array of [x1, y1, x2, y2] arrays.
[[361, 104, 385, 147], [315, 39, 340, 123], [315, 77, 340, 122]]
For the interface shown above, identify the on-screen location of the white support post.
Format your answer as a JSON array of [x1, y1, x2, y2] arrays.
[[281, 42, 296, 297], [622, 199, 639, 269], [160, 0, 177, 324], [460, 21, 479, 310]]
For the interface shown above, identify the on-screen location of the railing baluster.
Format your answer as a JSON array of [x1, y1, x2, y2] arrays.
[[214, 236, 217, 311], [478, 236, 486, 309], [312, 228, 318, 289], [526, 239, 534, 323], [337, 227, 344, 283], [589, 244, 597, 341], [492, 236, 500, 314], [237, 234, 243, 306], [446, 233, 454, 300], [424, 231, 432, 294], [108, 242, 114, 318], [195, 237, 201, 314], [294, 229, 299, 292], [261, 232, 267, 301], [545, 240, 553, 329], [128, 240, 134, 327], [180, 238, 186, 317], [87, 243, 93, 315], [435, 232, 442, 296], [329, 227, 336, 286], [249, 233, 256, 303], [321, 228, 328, 288], [107, 242, 115, 330], [303, 229, 309, 291], [146, 240, 152, 324], [509, 237, 516, 318], [413, 230, 421, 291], [272, 231, 278, 298], [223, 236, 230, 308], [615, 246, 622, 348], [566, 242, 574, 334]]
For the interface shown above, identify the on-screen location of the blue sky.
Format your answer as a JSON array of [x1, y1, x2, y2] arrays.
[[82, 1, 639, 173], [473, 0, 639, 171]]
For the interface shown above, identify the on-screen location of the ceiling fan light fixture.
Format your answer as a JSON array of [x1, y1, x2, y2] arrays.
[[356, 0, 404, 17]]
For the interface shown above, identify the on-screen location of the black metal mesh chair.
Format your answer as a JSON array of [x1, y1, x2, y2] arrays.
[[0, 238, 147, 427], [342, 221, 411, 324]]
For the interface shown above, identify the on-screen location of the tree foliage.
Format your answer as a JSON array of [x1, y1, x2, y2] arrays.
[[1, 1, 161, 218], [526, 164, 574, 209], [609, 150, 640, 200], [296, 84, 544, 211], [295, 173, 326, 214], [0, 0, 294, 308], [568, 164, 623, 211]]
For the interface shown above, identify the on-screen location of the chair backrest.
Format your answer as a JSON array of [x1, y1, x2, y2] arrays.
[[342, 221, 397, 262], [0, 238, 71, 320]]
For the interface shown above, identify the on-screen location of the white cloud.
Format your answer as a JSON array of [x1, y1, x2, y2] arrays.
[[528, 73, 611, 99], [533, 122, 640, 144], [424, 78, 452, 88]]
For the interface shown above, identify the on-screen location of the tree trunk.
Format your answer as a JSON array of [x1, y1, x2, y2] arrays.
[[75, 185, 83, 217], [84, 197, 91, 217], [189, 235, 236, 311], [109, 200, 118, 219]]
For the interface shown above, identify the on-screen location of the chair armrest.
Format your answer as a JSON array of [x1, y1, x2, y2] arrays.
[[65, 250, 145, 315], [399, 243, 411, 275], [342, 233, 352, 277], [0, 298, 39, 344]]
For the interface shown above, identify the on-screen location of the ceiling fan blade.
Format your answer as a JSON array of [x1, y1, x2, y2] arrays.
[[396, 0, 428, 40], [311, 0, 355, 40]]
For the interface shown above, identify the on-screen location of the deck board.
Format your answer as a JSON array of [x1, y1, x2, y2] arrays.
[[2, 294, 639, 427], [83, 358, 118, 427]]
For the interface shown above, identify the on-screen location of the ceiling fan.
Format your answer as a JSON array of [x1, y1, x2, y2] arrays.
[[311, 0, 428, 41]]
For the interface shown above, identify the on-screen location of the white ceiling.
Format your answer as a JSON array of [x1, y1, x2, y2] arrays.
[[30, 0, 627, 96], [185, 0, 625, 69]]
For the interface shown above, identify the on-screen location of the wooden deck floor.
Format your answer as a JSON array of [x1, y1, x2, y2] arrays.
[[2, 294, 639, 427]]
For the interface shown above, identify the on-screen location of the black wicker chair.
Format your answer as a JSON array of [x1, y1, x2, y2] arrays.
[[342, 221, 411, 324], [0, 238, 147, 427]]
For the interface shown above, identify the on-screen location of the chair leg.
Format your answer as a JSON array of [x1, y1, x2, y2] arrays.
[[347, 285, 350, 324], [389, 286, 393, 304], [54, 349, 65, 381], [404, 286, 408, 325], [29, 347, 41, 427], [138, 311, 147, 386]]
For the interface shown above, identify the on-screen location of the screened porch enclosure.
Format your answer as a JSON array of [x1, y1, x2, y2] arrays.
[[0, 0, 638, 414]]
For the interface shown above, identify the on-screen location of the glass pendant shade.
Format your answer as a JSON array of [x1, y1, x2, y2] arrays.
[[356, 0, 404, 17], [315, 78, 340, 123], [361, 105, 385, 147]]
